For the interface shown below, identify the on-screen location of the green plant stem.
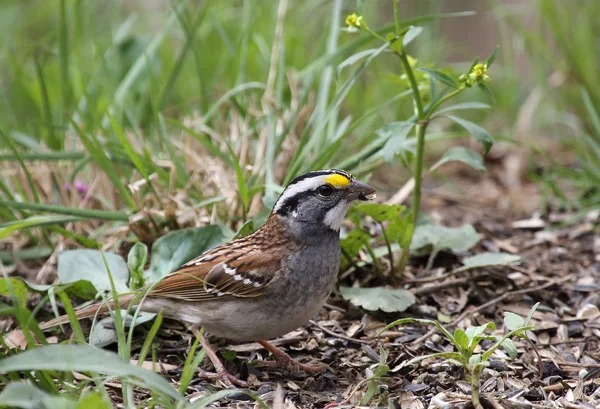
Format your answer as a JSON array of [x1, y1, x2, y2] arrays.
[[392, 0, 401, 34], [397, 50, 425, 118], [365, 241, 383, 277], [470, 367, 484, 409], [425, 87, 465, 119], [379, 222, 394, 277]]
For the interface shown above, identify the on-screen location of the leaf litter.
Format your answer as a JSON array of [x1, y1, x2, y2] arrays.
[[2, 190, 600, 408]]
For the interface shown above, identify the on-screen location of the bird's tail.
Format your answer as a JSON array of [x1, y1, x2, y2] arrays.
[[39, 293, 138, 330], [5, 293, 138, 349]]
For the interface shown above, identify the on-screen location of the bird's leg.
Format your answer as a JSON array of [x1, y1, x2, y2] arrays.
[[191, 329, 249, 388], [255, 340, 328, 373]]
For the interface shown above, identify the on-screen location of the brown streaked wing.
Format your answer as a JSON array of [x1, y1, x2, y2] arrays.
[[147, 248, 282, 302]]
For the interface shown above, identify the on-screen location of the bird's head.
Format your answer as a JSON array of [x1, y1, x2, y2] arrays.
[[272, 169, 376, 232]]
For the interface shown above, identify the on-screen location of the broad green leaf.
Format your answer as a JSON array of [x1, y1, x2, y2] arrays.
[[89, 312, 156, 347], [0, 277, 28, 306], [58, 250, 130, 294], [355, 203, 406, 223], [462, 252, 522, 269], [0, 383, 78, 409], [146, 226, 225, 282], [76, 392, 110, 409], [446, 115, 495, 154], [0, 345, 182, 401], [340, 286, 415, 313], [378, 121, 416, 162], [503, 312, 525, 331], [127, 242, 148, 290], [373, 363, 390, 378], [410, 224, 481, 252], [418, 67, 459, 89], [402, 26, 423, 46], [469, 354, 482, 366], [464, 322, 496, 343], [387, 216, 413, 248], [501, 338, 518, 358], [340, 230, 371, 260], [430, 146, 486, 172], [453, 329, 469, 350]]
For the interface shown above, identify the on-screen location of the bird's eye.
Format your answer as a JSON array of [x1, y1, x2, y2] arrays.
[[317, 184, 334, 197]]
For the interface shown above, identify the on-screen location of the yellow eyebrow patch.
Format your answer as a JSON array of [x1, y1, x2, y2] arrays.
[[324, 174, 351, 187]]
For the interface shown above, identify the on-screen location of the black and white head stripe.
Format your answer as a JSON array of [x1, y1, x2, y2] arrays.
[[273, 169, 353, 215]]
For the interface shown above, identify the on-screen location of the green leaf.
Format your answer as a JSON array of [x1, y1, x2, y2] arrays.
[[462, 252, 522, 269], [410, 224, 481, 252], [401, 351, 464, 369], [355, 203, 406, 223], [446, 115, 495, 154], [430, 146, 486, 172], [233, 220, 256, 239], [340, 286, 415, 313], [434, 102, 491, 115], [0, 277, 28, 306], [337, 48, 385, 76], [418, 67, 460, 89], [503, 312, 525, 331], [402, 26, 423, 46], [146, 226, 225, 282], [58, 250, 130, 295], [0, 383, 78, 409], [524, 302, 540, 326], [340, 230, 371, 260], [0, 345, 183, 401], [361, 380, 377, 406], [469, 354, 482, 366], [76, 392, 110, 409], [387, 216, 413, 248], [89, 313, 156, 347], [0, 215, 84, 240], [486, 44, 500, 67], [501, 338, 518, 358], [464, 322, 496, 343], [477, 82, 495, 101], [373, 364, 390, 378], [377, 121, 416, 162], [127, 242, 148, 290], [453, 329, 469, 350]]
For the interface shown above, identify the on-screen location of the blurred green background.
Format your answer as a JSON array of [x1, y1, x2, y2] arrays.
[[1, 0, 598, 235]]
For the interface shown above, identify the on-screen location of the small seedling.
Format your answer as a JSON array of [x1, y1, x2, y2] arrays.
[[325, 347, 390, 408], [381, 303, 539, 409]]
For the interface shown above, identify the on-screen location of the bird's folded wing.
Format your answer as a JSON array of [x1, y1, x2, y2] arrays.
[[146, 249, 282, 302]]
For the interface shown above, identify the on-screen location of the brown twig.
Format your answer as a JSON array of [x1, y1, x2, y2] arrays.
[[309, 320, 375, 345]]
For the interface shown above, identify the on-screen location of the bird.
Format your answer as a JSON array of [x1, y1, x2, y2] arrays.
[[28, 169, 376, 387]]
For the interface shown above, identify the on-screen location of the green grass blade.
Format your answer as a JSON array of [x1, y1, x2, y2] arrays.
[[69, 119, 136, 209], [0, 200, 130, 221]]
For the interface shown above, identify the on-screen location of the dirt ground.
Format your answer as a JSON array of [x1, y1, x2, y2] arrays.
[[4, 161, 600, 409]]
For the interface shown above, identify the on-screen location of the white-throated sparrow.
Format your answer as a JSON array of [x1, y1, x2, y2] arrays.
[[34, 169, 376, 386]]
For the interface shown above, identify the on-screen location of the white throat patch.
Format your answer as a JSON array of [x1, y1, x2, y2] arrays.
[[323, 201, 351, 231]]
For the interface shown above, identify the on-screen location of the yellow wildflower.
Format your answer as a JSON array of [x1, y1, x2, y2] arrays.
[[345, 13, 363, 32]]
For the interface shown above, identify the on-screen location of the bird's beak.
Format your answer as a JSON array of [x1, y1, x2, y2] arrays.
[[346, 181, 377, 201]]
